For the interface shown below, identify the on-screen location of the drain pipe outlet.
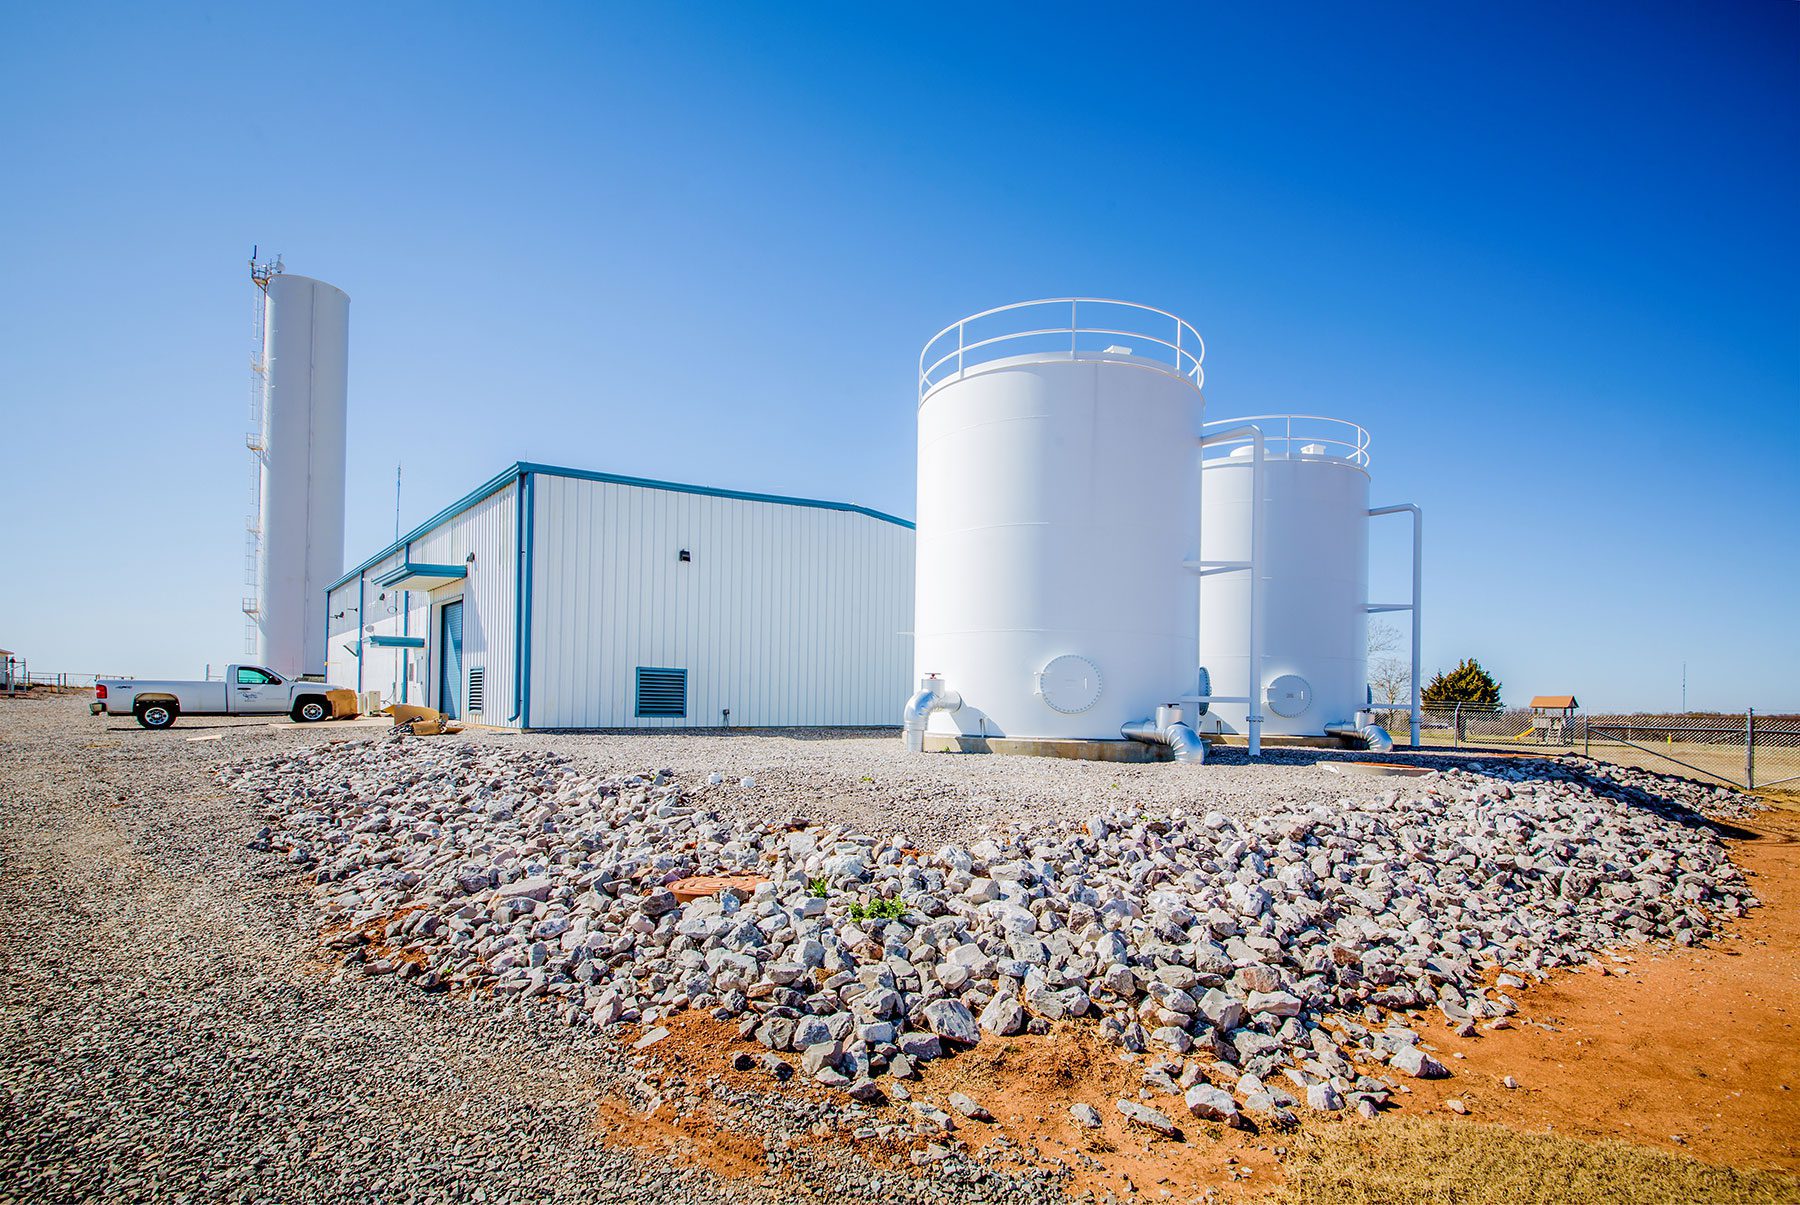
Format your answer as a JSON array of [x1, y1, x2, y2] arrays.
[[1326, 721, 1395, 753], [902, 675, 962, 753], [1122, 705, 1208, 764]]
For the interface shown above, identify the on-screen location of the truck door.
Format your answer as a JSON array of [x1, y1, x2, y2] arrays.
[[438, 600, 463, 720], [232, 665, 286, 714]]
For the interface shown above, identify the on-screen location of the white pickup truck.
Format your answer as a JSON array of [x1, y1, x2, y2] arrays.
[[91, 664, 337, 729]]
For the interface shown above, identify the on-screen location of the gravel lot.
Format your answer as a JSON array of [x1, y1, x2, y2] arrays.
[[0, 694, 1760, 1203], [0, 696, 1350, 1204], [0, 696, 1074, 1204], [498, 728, 1408, 848]]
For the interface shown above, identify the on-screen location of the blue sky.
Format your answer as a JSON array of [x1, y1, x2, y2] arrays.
[[3, 1, 1796, 711]]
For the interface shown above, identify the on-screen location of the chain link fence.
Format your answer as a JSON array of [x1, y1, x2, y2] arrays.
[[1368, 703, 1539, 749], [1581, 712, 1800, 791], [1372, 701, 1800, 791]]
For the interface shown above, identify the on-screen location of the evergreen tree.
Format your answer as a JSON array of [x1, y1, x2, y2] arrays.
[[1421, 657, 1501, 706]]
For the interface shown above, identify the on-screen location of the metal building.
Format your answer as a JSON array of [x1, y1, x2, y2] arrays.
[[244, 261, 350, 678], [325, 463, 914, 728]]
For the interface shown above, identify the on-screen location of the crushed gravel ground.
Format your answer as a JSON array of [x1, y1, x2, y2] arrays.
[[0, 695, 1762, 1203], [501, 728, 1410, 847], [0, 698, 1063, 1204]]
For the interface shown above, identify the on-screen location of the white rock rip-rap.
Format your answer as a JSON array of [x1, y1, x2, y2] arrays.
[[222, 739, 1757, 1122]]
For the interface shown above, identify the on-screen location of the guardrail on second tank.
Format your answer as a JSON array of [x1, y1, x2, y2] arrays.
[[1200, 414, 1370, 468]]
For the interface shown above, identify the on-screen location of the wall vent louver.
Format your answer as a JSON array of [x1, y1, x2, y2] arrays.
[[635, 667, 687, 718], [467, 666, 485, 713]]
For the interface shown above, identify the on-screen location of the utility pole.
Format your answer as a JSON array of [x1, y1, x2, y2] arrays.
[[1681, 661, 1687, 713]]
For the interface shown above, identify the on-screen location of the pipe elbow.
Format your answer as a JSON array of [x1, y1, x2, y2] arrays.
[[1326, 721, 1395, 753], [901, 680, 962, 752], [1121, 718, 1207, 764], [1164, 722, 1208, 764]]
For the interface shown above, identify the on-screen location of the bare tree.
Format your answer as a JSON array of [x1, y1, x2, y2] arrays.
[[1368, 620, 1410, 706]]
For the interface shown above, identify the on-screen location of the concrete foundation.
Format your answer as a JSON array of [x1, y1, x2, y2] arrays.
[[920, 734, 1183, 762], [1202, 733, 1352, 749]]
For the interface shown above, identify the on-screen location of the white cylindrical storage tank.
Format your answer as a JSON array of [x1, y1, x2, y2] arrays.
[[912, 299, 1206, 742], [1199, 416, 1370, 737], [256, 273, 349, 678]]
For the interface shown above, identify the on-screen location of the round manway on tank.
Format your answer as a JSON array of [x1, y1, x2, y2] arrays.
[[913, 299, 1206, 741], [1199, 416, 1371, 737]]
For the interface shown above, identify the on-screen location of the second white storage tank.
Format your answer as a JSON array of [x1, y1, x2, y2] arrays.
[[1199, 416, 1371, 737]]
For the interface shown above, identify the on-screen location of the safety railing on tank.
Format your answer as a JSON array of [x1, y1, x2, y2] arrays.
[[1200, 414, 1370, 468], [919, 298, 1205, 402]]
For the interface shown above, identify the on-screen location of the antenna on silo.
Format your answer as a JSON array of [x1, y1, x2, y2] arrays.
[[249, 246, 280, 290], [395, 463, 403, 544]]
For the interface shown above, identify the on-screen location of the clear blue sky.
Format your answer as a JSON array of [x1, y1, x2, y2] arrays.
[[4, 1, 1796, 711]]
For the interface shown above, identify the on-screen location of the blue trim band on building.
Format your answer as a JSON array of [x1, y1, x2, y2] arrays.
[[365, 635, 425, 649], [400, 539, 411, 705], [519, 471, 536, 729], [508, 470, 527, 723], [329, 461, 913, 595], [356, 578, 365, 693], [513, 462, 916, 530]]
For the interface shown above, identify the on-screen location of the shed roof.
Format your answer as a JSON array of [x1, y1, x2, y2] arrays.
[[1529, 695, 1579, 709]]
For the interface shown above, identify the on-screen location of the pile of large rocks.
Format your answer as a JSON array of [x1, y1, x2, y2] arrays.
[[222, 741, 1757, 1129]]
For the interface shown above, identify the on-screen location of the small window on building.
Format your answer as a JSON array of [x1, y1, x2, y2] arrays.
[[236, 667, 277, 685], [635, 667, 687, 718], [467, 666, 485, 713]]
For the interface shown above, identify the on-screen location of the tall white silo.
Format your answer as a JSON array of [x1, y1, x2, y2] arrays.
[[251, 269, 349, 678], [904, 299, 1209, 756], [1198, 415, 1418, 746]]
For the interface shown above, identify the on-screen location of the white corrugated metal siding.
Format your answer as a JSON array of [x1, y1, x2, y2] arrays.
[[325, 583, 351, 687], [526, 473, 914, 728], [410, 483, 520, 724], [325, 479, 521, 724]]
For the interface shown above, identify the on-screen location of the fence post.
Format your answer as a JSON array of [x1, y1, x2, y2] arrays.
[[1454, 703, 1462, 750], [1746, 708, 1756, 791]]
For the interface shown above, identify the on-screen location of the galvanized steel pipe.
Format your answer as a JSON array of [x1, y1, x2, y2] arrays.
[[1326, 721, 1396, 753], [1121, 716, 1208, 764], [901, 676, 962, 753]]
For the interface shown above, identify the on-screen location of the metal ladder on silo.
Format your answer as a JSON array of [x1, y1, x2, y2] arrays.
[[241, 266, 269, 654]]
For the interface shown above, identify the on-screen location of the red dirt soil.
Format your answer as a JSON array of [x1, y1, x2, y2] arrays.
[[582, 807, 1800, 1196], [1382, 806, 1800, 1171]]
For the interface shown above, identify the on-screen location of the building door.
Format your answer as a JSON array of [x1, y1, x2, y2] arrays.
[[439, 600, 464, 719]]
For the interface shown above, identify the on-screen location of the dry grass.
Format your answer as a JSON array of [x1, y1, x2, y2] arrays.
[[1275, 1116, 1800, 1205]]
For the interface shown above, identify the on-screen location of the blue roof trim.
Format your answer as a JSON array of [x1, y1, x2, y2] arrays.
[[331, 465, 523, 593], [515, 462, 915, 531], [375, 561, 467, 589], [365, 635, 426, 649], [329, 461, 912, 595]]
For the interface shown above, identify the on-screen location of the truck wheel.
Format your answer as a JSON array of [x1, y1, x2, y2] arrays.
[[136, 702, 178, 730], [292, 698, 329, 723]]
